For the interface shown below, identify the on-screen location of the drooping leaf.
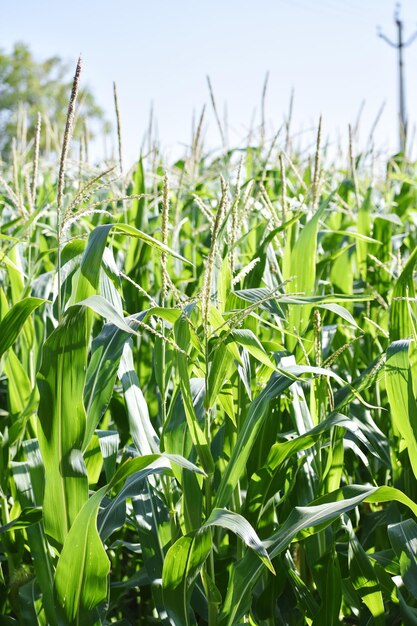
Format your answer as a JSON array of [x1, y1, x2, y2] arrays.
[[203, 508, 274, 573], [0, 297, 45, 359], [0, 508, 42, 534]]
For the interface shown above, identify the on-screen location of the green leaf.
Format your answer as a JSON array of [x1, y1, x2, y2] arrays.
[[347, 523, 385, 624], [83, 320, 131, 450], [98, 454, 203, 541], [12, 459, 57, 625], [131, 482, 168, 619], [220, 485, 417, 625], [231, 329, 275, 368], [388, 519, 417, 600], [0, 297, 45, 359], [37, 307, 89, 548], [385, 339, 417, 479], [206, 339, 234, 410], [203, 508, 275, 574], [83, 311, 148, 450], [129, 156, 147, 230], [174, 314, 214, 475], [74, 295, 136, 335], [356, 186, 372, 280], [118, 341, 160, 455], [318, 302, 358, 328], [162, 530, 211, 626], [246, 411, 389, 525], [54, 486, 109, 625], [390, 246, 417, 341], [398, 588, 417, 625], [311, 550, 342, 626], [73, 224, 113, 302], [4, 348, 32, 414], [72, 222, 190, 308], [283, 205, 326, 348], [98, 458, 168, 541], [96, 431, 119, 482], [54, 455, 163, 624], [55, 452, 204, 624], [215, 370, 293, 508], [112, 223, 191, 264], [0, 508, 42, 534]]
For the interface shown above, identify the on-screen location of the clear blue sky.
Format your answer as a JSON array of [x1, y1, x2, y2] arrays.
[[4, 0, 417, 164]]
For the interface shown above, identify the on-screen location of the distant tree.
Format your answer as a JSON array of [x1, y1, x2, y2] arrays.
[[0, 42, 107, 158]]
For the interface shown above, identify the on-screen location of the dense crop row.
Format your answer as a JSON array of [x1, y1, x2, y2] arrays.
[[2, 67, 417, 625]]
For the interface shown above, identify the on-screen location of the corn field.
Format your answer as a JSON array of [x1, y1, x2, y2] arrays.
[[2, 63, 417, 626]]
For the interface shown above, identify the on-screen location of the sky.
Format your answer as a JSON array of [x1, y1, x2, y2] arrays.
[[3, 0, 417, 164]]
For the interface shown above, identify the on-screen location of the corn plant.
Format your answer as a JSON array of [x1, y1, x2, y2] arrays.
[[2, 62, 417, 626]]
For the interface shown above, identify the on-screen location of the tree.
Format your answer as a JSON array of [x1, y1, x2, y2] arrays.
[[0, 43, 107, 158]]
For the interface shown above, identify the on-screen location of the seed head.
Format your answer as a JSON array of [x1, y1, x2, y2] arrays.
[[57, 56, 82, 211]]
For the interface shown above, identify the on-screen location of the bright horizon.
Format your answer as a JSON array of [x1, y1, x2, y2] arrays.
[[4, 0, 417, 165]]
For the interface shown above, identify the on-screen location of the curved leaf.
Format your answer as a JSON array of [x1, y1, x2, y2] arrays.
[[0, 297, 45, 359], [55, 454, 203, 624], [203, 508, 274, 573]]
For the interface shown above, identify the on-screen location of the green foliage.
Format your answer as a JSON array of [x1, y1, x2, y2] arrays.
[[4, 70, 417, 626]]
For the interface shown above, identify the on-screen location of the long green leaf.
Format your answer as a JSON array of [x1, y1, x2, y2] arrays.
[[283, 205, 325, 348], [174, 314, 214, 475], [385, 339, 417, 479], [83, 312, 147, 450], [390, 246, 417, 341], [118, 341, 160, 455], [37, 307, 89, 548], [215, 370, 293, 508], [162, 531, 211, 626], [347, 522, 385, 624]]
